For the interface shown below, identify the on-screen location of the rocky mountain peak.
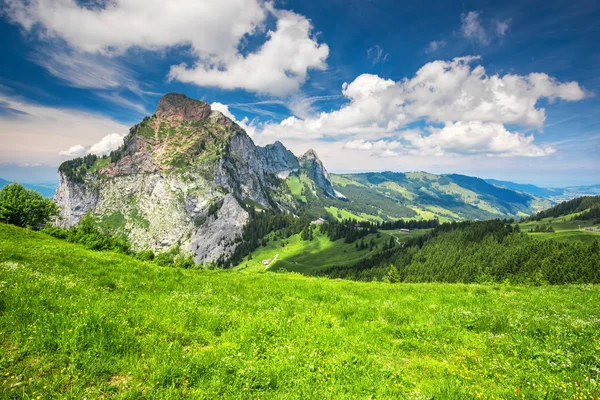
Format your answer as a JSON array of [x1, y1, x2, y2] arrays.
[[298, 149, 338, 199], [301, 149, 319, 161], [155, 93, 212, 122]]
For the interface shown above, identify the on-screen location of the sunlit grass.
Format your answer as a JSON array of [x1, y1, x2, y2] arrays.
[[1, 223, 599, 399]]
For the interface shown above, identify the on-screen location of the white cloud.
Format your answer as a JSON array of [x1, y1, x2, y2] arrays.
[[256, 57, 587, 157], [342, 122, 554, 158], [58, 133, 125, 159], [404, 122, 555, 157], [169, 8, 328, 96], [0, 91, 128, 165], [496, 20, 510, 37], [58, 144, 85, 157], [5, 0, 328, 96], [426, 40, 446, 53], [87, 133, 125, 156], [258, 57, 587, 141], [461, 11, 489, 45], [30, 48, 138, 90]]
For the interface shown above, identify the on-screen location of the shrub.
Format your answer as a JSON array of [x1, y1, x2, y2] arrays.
[[0, 183, 58, 229], [135, 250, 155, 261]]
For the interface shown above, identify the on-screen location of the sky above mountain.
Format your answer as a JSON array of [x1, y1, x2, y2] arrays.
[[0, 0, 598, 187]]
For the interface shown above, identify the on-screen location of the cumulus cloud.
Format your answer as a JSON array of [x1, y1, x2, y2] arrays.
[[88, 133, 125, 155], [58, 144, 85, 157], [342, 122, 554, 158], [256, 57, 587, 157], [461, 11, 489, 45], [4, 0, 328, 96], [0, 91, 128, 165], [406, 122, 555, 157], [426, 40, 446, 53], [58, 132, 125, 157]]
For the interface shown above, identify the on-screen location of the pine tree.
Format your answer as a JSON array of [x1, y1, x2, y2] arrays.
[[387, 264, 401, 283]]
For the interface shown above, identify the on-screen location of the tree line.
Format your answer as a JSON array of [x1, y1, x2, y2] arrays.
[[313, 219, 600, 285]]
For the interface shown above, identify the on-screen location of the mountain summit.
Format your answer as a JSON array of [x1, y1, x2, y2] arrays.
[[155, 93, 212, 122], [54, 93, 336, 263]]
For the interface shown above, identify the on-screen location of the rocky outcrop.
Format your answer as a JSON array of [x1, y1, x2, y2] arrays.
[[155, 93, 212, 122], [54, 171, 99, 227], [299, 149, 338, 198], [185, 194, 249, 263], [258, 141, 300, 175]]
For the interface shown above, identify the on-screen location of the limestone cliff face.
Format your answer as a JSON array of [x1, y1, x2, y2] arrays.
[[258, 141, 300, 177], [54, 93, 331, 263], [299, 149, 338, 198]]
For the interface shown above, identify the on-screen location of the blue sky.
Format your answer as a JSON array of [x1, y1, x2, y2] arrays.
[[0, 0, 598, 187]]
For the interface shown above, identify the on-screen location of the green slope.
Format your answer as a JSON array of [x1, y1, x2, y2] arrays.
[[241, 229, 390, 274], [1, 223, 600, 399]]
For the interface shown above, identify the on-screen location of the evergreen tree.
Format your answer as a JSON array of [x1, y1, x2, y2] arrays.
[[387, 264, 401, 283]]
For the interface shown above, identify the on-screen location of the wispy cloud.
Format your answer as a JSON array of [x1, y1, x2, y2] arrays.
[[367, 45, 389, 65], [426, 40, 447, 53]]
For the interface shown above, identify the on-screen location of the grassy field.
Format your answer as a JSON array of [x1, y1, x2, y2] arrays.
[[241, 230, 390, 274], [519, 213, 600, 244], [1, 223, 600, 399]]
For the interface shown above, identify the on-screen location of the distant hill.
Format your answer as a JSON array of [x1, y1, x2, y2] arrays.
[[485, 179, 563, 198], [0, 178, 57, 198], [322, 171, 551, 222], [486, 179, 600, 202], [523, 195, 600, 222]]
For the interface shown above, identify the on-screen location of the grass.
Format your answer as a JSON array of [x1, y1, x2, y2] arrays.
[[285, 176, 307, 203], [241, 230, 388, 274], [381, 228, 433, 242], [519, 214, 600, 244], [324, 206, 383, 223], [1, 223, 600, 399]]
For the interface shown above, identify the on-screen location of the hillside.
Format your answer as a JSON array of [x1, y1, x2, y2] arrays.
[[327, 172, 550, 222], [1, 223, 600, 399]]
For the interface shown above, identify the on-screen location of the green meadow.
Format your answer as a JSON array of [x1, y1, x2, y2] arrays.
[[519, 212, 600, 244], [1, 223, 600, 399], [242, 229, 390, 274]]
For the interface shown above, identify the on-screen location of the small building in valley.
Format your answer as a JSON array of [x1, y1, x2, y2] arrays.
[[311, 218, 326, 225], [262, 259, 272, 266], [399, 228, 410, 233]]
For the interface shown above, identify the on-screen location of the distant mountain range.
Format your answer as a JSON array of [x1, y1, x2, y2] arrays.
[[485, 179, 600, 202], [0, 178, 57, 198]]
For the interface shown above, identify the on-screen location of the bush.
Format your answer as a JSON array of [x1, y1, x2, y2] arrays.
[[135, 250, 155, 261], [0, 183, 58, 229]]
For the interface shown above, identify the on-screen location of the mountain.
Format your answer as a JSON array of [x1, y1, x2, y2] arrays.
[[486, 179, 600, 202], [54, 93, 336, 263], [485, 179, 562, 198], [54, 93, 552, 263], [326, 171, 551, 222], [0, 178, 57, 198]]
